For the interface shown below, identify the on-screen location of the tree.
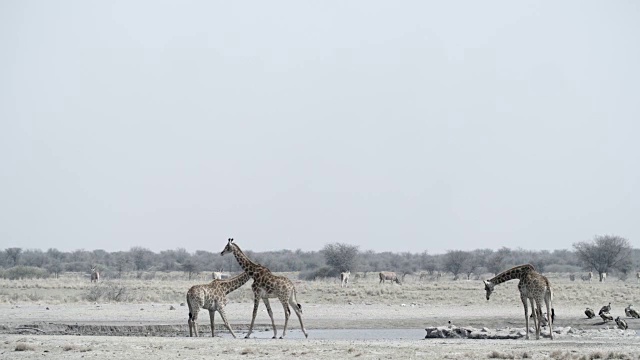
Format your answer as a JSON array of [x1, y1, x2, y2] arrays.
[[322, 243, 359, 275], [5, 248, 22, 267], [573, 235, 633, 282], [181, 260, 198, 280], [130, 247, 153, 271], [486, 247, 511, 275], [443, 250, 472, 279]]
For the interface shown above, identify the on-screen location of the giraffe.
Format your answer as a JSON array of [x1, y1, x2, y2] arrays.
[[220, 238, 308, 339], [340, 271, 350, 288], [187, 271, 251, 338], [90, 266, 100, 283], [483, 264, 554, 340]]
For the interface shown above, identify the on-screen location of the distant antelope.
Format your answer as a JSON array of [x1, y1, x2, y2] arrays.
[[379, 271, 401, 285], [588, 271, 593, 282], [600, 272, 606, 282], [90, 266, 100, 283], [340, 271, 350, 288], [580, 274, 591, 281], [213, 268, 230, 280]]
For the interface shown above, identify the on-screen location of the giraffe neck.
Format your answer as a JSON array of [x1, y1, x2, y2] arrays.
[[218, 272, 251, 294], [488, 264, 535, 285], [231, 244, 264, 274]]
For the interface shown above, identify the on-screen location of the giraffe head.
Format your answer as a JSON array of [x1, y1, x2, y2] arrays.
[[221, 238, 235, 256], [483, 280, 495, 300]]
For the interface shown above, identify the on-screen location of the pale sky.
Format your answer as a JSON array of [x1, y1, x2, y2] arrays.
[[1, 1, 639, 254]]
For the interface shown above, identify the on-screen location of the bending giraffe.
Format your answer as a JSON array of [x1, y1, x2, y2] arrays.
[[221, 238, 308, 339], [187, 271, 251, 338], [91, 266, 100, 283], [483, 264, 554, 340]]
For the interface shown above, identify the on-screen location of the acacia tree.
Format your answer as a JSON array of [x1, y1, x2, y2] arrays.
[[573, 235, 632, 282], [322, 243, 359, 275], [443, 250, 472, 280]]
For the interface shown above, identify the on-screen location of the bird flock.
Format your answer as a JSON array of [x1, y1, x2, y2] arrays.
[[584, 303, 639, 330]]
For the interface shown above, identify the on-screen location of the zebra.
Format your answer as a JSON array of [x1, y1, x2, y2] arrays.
[[340, 271, 350, 288]]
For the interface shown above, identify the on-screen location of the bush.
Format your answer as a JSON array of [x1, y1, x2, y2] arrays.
[[0, 266, 50, 280], [299, 267, 335, 281], [84, 282, 130, 302]]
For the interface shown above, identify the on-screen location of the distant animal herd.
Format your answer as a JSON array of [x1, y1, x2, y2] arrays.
[[86, 240, 640, 340]]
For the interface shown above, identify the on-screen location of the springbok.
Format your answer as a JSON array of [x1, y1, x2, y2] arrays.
[[379, 271, 401, 285], [340, 271, 350, 288], [90, 266, 100, 283], [213, 268, 231, 280]]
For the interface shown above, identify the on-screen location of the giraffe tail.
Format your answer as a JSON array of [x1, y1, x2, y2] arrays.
[[292, 288, 303, 314], [551, 308, 555, 324]]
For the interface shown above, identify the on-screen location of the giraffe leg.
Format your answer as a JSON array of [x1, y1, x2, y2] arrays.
[[530, 298, 539, 340], [545, 294, 554, 340], [245, 296, 260, 339], [208, 309, 216, 337], [262, 298, 278, 339], [521, 295, 530, 340], [217, 307, 237, 339], [279, 297, 291, 339], [189, 308, 199, 337]]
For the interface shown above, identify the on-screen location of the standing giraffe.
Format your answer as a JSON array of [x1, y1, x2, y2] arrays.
[[220, 238, 308, 339], [90, 266, 100, 283], [340, 271, 350, 288], [187, 271, 252, 338], [483, 264, 554, 340]]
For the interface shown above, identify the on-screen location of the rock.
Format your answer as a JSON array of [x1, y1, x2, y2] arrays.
[[180, 303, 185, 306], [169, 305, 175, 310], [482, 327, 490, 332]]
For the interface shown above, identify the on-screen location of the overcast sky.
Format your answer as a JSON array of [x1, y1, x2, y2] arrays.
[[1, 1, 639, 254]]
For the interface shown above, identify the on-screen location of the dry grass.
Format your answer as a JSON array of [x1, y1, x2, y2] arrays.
[[488, 350, 514, 359], [1, 271, 639, 308]]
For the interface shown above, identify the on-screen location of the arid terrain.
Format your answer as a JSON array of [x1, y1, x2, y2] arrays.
[[1, 272, 639, 359]]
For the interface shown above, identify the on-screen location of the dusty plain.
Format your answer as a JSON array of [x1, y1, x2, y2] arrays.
[[0, 272, 639, 359]]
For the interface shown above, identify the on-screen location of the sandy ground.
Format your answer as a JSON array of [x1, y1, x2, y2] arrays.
[[1, 302, 639, 359]]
